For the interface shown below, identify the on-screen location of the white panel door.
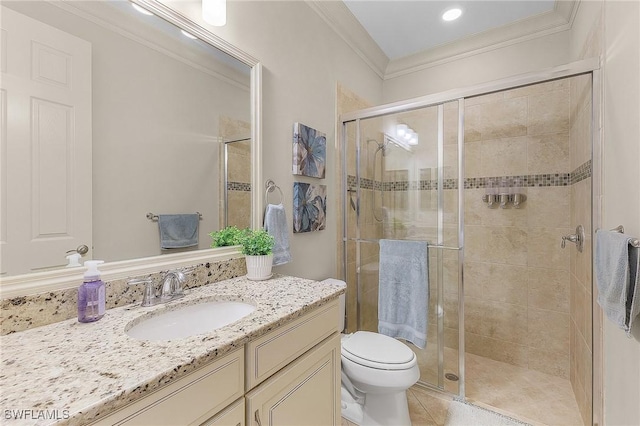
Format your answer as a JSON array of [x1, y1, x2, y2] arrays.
[[0, 6, 91, 275]]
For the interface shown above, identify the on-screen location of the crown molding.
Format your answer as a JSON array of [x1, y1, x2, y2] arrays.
[[385, 1, 579, 79], [306, 0, 388, 79], [555, 0, 580, 26], [310, 0, 580, 81]]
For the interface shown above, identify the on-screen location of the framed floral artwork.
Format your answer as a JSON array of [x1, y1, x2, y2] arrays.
[[292, 122, 326, 178], [293, 182, 326, 233]]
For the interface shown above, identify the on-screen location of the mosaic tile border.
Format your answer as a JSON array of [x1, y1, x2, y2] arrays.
[[571, 159, 592, 184], [227, 181, 251, 191], [346, 161, 592, 191], [463, 174, 571, 189]]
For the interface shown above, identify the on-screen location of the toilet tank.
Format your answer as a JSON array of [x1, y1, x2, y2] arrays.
[[321, 278, 346, 332]]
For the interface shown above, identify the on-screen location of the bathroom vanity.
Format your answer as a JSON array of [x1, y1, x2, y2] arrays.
[[0, 276, 344, 425]]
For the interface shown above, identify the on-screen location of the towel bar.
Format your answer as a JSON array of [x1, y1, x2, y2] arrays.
[[146, 212, 202, 222], [611, 225, 640, 247]]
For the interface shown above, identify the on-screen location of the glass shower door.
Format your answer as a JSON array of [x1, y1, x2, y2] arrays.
[[342, 99, 464, 396]]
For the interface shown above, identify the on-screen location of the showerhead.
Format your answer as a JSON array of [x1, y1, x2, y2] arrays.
[[368, 139, 388, 157]]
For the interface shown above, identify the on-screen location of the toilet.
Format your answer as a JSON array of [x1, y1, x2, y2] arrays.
[[331, 281, 420, 426]]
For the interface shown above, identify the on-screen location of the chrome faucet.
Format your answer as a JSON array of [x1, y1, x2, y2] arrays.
[[128, 269, 190, 307], [160, 270, 187, 301], [127, 277, 158, 307]]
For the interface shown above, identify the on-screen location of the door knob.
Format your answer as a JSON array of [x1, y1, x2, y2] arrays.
[[66, 244, 89, 256]]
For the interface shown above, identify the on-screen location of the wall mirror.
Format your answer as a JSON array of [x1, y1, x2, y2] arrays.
[[0, 0, 261, 289]]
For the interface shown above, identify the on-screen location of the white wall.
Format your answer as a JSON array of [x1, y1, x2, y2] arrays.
[[382, 31, 571, 102], [164, 0, 383, 280], [91, 32, 249, 261], [601, 1, 640, 424]]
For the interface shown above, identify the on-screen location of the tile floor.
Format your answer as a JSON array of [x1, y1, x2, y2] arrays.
[[342, 350, 585, 426]]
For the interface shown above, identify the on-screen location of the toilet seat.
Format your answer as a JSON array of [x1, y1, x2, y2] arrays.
[[342, 331, 416, 370]]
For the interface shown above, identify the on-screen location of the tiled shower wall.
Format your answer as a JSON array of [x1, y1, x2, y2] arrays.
[[569, 74, 593, 425], [462, 80, 573, 378], [219, 117, 251, 230], [569, 10, 600, 426]]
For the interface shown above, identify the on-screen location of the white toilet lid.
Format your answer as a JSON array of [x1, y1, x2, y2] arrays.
[[342, 331, 416, 370]]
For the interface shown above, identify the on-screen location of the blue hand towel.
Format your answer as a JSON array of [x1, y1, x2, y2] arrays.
[[595, 229, 640, 334], [264, 203, 291, 266], [378, 239, 429, 348], [158, 214, 199, 249]]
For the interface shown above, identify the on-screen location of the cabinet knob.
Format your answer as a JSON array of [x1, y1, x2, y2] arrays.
[[255, 410, 262, 426]]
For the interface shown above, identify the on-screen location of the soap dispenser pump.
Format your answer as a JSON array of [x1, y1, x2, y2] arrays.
[[78, 260, 106, 323]]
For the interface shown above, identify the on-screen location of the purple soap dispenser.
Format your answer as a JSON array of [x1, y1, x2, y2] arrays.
[[78, 260, 106, 323]]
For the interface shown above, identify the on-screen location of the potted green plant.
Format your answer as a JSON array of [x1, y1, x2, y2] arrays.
[[239, 229, 275, 280], [209, 226, 244, 248]]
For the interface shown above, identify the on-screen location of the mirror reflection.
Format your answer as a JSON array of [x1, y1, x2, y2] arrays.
[[0, 1, 252, 277]]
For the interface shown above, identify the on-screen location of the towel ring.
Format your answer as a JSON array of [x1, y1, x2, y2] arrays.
[[265, 179, 284, 204]]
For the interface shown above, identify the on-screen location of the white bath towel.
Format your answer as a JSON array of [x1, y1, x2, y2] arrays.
[[378, 239, 429, 348], [595, 229, 640, 334], [264, 203, 291, 266]]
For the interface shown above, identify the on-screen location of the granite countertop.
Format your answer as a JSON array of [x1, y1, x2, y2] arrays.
[[0, 275, 345, 425]]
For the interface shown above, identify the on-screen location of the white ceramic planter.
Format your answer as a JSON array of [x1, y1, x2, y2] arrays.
[[245, 254, 273, 280]]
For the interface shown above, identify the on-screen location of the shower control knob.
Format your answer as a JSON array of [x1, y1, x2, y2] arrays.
[[561, 225, 584, 252]]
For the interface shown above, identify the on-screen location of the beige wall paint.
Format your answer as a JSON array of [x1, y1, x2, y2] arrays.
[[601, 1, 640, 425], [163, 1, 383, 280]]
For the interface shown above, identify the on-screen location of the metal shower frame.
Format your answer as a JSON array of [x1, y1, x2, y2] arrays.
[[339, 57, 602, 415]]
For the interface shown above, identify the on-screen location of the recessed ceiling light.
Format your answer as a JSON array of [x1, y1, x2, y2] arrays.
[[131, 3, 154, 16], [181, 30, 198, 40], [442, 7, 462, 22]]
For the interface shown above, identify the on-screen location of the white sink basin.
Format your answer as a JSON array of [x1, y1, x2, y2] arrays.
[[126, 300, 256, 341]]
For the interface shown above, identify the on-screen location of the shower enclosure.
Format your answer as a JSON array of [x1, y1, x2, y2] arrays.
[[339, 60, 599, 425], [221, 137, 252, 229]]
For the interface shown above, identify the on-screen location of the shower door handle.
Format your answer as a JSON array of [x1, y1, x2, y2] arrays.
[[561, 225, 584, 252]]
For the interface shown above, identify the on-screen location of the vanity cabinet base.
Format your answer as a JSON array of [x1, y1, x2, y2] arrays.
[[246, 333, 341, 426]]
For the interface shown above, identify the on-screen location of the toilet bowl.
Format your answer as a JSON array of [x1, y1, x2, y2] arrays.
[[341, 331, 420, 425], [323, 279, 420, 426]]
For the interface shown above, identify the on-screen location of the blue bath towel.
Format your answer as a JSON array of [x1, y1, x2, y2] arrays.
[[158, 214, 199, 249], [595, 229, 640, 334], [264, 203, 291, 266], [378, 239, 429, 348]]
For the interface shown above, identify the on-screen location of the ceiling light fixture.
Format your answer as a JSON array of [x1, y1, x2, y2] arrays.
[[202, 0, 226, 27], [396, 124, 419, 146], [442, 7, 462, 22], [131, 3, 154, 16], [397, 124, 408, 138]]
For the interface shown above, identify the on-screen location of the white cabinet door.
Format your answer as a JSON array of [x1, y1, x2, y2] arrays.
[[0, 6, 91, 275], [246, 334, 341, 426]]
